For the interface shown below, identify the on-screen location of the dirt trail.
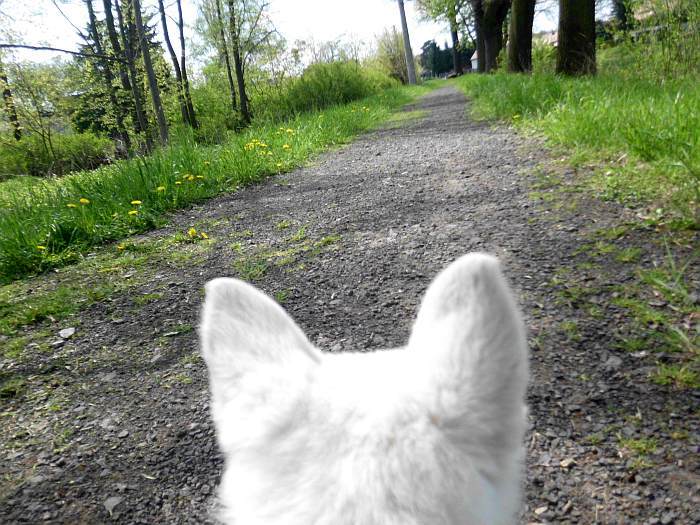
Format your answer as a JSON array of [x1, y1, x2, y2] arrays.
[[2, 86, 697, 524]]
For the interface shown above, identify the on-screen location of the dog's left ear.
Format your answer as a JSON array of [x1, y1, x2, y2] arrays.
[[200, 278, 321, 402]]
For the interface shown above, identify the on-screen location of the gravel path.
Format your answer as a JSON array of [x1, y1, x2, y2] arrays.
[[2, 85, 698, 524]]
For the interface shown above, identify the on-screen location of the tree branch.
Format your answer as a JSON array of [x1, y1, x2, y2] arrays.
[[0, 44, 125, 63]]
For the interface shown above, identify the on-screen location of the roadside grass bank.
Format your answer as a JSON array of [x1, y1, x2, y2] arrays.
[[527, 161, 698, 390], [453, 72, 699, 230], [0, 83, 433, 284]]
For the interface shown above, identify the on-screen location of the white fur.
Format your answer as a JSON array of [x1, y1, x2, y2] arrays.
[[200, 253, 528, 525]]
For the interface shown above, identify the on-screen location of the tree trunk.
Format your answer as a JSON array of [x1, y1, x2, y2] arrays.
[[556, 0, 596, 76], [86, 0, 131, 149], [507, 0, 535, 72], [102, 0, 145, 139], [448, 3, 463, 75], [115, 0, 150, 141], [157, 0, 190, 126], [397, 0, 417, 84], [133, 0, 169, 144], [481, 0, 511, 72], [215, 0, 237, 114], [176, 0, 198, 129], [0, 60, 21, 141], [472, 1, 486, 72], [227, 0, 251, 124]]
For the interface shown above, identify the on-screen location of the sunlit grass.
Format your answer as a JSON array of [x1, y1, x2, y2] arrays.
[[0, 84, 431, 284], [453, 72, 699, 227]]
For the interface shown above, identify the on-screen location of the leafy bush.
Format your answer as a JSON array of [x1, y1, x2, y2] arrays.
[[0, 132, 114, 180], [252, 61, 397, 122]]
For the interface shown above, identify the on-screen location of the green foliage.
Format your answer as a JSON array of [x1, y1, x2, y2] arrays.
[[606, 0, 700, 80], [187, 63, 243, 144], [252, 61, 397, 122], [0, 132, 114, 179], [375, 27, 410, 84], [531, 40, 557, 74], [0, 85, 424, 283], [454, 72, 700, 225]]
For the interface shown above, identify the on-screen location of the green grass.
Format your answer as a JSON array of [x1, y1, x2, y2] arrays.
[[231, 231, 342, 281], [652, 363, 699, 389], [610, 246, 698, 387], [274, 289, 290, 304], [0, 229, 212, 340], [453, 71, 700, 227], [0, 84, 431, 284], [618, 436, 658, 456]]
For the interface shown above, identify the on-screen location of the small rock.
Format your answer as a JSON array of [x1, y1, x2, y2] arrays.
[[560, 458, 576, 469], [534, 506, 548, 516], [28, 475, 46, 485], [604, 356, 623, 370], [59, 327, 76, 339], [117, 430, 129, 438], [660, 511, 676, 525], [104, 496, 123, 515]]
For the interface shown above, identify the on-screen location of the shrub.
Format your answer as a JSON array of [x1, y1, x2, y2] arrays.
[[252, 61, 397, 122], [0, 132, 114, 180]]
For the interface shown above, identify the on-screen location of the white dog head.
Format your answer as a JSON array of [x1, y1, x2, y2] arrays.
[[200, 253, 528, 525]]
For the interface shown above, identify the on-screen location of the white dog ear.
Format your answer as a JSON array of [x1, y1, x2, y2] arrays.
[[200, 278, 321, 401], [409, 253, 528, 452]]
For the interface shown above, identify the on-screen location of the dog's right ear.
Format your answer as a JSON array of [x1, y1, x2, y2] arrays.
[[408, 254, 528, 465], [200, 278, 321, 402]]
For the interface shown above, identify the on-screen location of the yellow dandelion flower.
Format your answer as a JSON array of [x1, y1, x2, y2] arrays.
[[131, 200, 142, 205], [175, 181, 182, 185], [286, 128, 294, 134], [156, 186, 166, 192], [200, 232, 209, 239], [117, 244, 126, 251], [282, 144, 291, 149], [128, 210, 138, 216], [79, 198, 90, 205], [196, 175, 204, 179], [36, 245, 47, 251], [276, 162, 283, 168], [67, 203, 77, 208], [187, 227, 197, 238], [187, 175, 195, 181]]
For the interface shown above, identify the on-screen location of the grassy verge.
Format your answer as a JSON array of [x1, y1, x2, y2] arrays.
[[0, 84, 432, 284], [453, 72, 699, 229], [530, 168, 698, 390]]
